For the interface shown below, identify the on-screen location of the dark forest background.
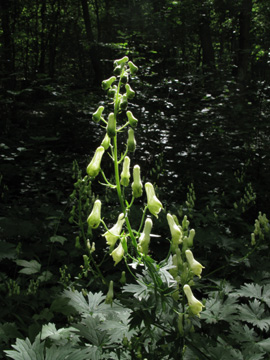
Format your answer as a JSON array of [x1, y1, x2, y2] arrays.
[[0, 0, 270, 357]]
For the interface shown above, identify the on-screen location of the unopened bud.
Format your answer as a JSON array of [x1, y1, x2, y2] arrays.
[[92, 106, 104, 123], [128, 61, 138, 75], [127, 128, 136, 152], [101, 133, 111, 150], [105, 280, 114, 304], [102, 76, 116, 90], [107, 113, 116, 138], [125, 84, 135, 99], [138, 218, 153, 255], [132, 165, 143, 198], [87, 146, 105, 178], [126, 110, 138, 128], [120, 156, 131, 187]]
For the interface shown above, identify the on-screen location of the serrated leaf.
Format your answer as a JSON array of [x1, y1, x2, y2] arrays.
[[238, 299, 270, 331], [98, 318, 136, 343], [15, 259, 41, 275], [122, 281, 149, 301], [41, 322, 78, 341], [235, 283, 270, 307], [73, 315, 108, 346], [257, 338, 270, 352], [5, 337, 44, 360], [201, 294, 238, 324]]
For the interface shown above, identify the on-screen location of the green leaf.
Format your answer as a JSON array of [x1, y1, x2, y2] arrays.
[[236, 283, 270, 307], [201, 294, 238, 324], [5, 337, 44, 360], [257, 338, 270, 352], [50, 235, 67, 245], [15, 259, 41, 275], [41, 322, 79, 341], [237, 299, 270, 331]]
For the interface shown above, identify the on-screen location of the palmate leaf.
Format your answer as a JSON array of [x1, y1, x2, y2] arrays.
[[123, 281, 149, 301], [237, 299, 270, 331], [15, 259, 41, 275], [200, 294, 238, 324], [45, 344, 101, 360], [5, 337, 44, 360], [73, 315, 108, 346], [41, 322, 79, 341], [98, 317, 137, 343], [62, 289, 106, 316], [236, 283, 270, 307]]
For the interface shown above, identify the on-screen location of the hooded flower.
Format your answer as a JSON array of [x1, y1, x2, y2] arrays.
[[183, 284, 204, 317], [87, 200, 101, 229], [87, 146, 105, 178], [138, 218, 153, 255], [111, 241, 125, 265], [103, 213, 125, 246], [185, 250, 205, 278], [132, 165, 143, 198], [167, 214, 182, 250], [120, 156, 131, 187], [145, 182, 163, 218]]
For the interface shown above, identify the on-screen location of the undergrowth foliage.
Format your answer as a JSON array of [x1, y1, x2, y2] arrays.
[[3, 58, 270, 360]]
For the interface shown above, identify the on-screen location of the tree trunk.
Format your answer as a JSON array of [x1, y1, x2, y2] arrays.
[[80, 0, 102, 85], [237, 0, 253, 83], [198, 2, 215, 73], [0, 0, 15, 88]]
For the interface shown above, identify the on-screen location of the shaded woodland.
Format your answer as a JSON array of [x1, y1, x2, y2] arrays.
[[1, 0, 270, 359]]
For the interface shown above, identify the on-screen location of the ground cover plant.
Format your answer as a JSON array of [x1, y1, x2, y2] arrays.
[[1, 58, 270, 359]]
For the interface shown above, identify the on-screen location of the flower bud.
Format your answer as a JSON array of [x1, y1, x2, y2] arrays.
[[185, 250, 204, 278], [102, 76, 116, 90], [111, 241, 125, 266], [187, 229, 195, 247], [127, 128, 136, 152], [87, 146, 105, 178], [145, 182, 163, 218], [125, 84, 135, 99], [114, 56, 129, 66], [126, 110, 138, 128], [167, 214, 182, 251], [132, 165, 143, 198], [120, 156, 131, 187], [107, 85, 117, 98], [107, 113, 116, 138], [120, 94, 128, 111], [103, 213, 125, 246], [92, 106, 104, 123], [87, 200, 101, 229], [105, 280, 114, 304], [120, 72, 128, 84], [128, 61, 138, 75], [183, 284, 204, 317], [101, 133, 111, 150], [138, 218, 153, 255], [120, 271, 126, 285]]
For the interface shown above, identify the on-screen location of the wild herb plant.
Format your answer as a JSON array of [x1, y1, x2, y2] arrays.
[[4, 58, 270, 360], [5, 58, 205, 359]]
